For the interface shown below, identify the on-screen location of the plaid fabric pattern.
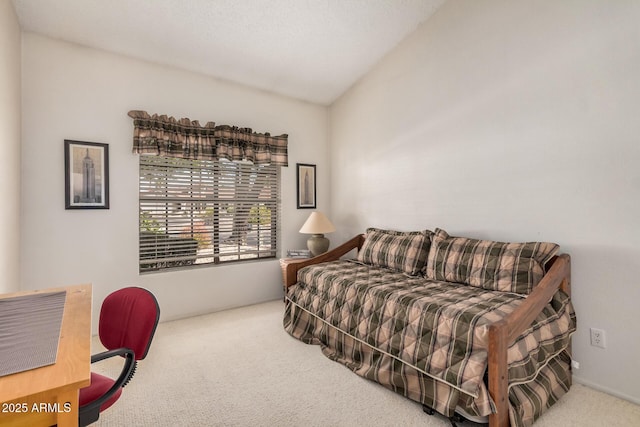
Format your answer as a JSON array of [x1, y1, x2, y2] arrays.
[[356, 228, 431, 276], [425, 228, 560, 295], [128, 110, 288, 166], [285, 300, 490, 418], [284, 260, 575, 426], [285, 300, 480, 418], [509, 350, 572, 427]]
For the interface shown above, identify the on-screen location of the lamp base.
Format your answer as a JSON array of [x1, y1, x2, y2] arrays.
[[307, 234, 330, 257]]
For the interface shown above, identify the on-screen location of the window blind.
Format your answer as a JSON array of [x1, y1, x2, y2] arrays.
[[139, 156, 279, 272]]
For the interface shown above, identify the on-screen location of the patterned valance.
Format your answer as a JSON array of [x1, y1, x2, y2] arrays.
[[128, 110, 288, 166]]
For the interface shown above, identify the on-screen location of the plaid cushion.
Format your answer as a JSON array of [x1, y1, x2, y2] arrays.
[[356, 228, 431, 276], [425, 228, 559, 295]]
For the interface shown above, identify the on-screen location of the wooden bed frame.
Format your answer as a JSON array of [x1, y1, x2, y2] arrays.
[[283, 234, 572, 427]]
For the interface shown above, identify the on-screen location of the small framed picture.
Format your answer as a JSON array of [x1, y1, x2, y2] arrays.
[[296, 163, 316, 209], [64, 140, 110, 209]]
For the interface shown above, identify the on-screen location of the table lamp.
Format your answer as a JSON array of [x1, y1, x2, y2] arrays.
[[299, 211, 336, 256]]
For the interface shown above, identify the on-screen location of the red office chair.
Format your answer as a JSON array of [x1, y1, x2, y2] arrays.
[[79, 287, 160, 426]]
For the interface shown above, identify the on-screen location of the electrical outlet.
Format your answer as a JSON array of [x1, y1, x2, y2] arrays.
[[571, 360, 580, 370], [590, 328, 606, 349]]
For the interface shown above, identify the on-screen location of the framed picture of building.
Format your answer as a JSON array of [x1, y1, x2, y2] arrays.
[[64, 140, 110, 209], [296, 163, 316, 209]]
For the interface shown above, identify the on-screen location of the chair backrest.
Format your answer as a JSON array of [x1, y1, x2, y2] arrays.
[[99, 287, 160, 360]]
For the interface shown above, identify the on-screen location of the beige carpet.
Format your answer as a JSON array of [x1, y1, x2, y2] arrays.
[[92, 300, 640, 426]]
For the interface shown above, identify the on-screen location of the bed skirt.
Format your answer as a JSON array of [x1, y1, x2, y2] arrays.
[[284, 298, 572, 427]]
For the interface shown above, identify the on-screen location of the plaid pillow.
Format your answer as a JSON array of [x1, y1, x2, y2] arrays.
[[356, 228, 431, 276], [424, 228, 559, 295]]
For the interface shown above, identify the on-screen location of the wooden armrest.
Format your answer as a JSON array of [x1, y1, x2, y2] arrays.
[[506, 254, 571, 342], [284, 234, 365, 289], [488, 253, 571, 427]]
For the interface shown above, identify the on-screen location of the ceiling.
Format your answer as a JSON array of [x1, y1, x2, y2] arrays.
[[11, 0, 445, 105]]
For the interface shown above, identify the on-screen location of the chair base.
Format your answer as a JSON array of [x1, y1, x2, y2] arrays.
[[79, 406, 100, 427]]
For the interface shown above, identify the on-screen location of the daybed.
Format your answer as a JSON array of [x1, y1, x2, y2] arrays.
[[283, 228, 576, 427]]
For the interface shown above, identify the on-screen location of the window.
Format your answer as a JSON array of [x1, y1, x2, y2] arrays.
[[139, 156, 279, 272]]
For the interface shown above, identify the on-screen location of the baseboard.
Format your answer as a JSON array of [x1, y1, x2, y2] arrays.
[[573, 375, 640, 406]]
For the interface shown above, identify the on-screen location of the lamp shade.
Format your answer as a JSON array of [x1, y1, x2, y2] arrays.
[[299, 212, 336, 234]]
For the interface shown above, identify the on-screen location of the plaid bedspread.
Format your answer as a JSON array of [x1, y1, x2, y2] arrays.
[[284, 260, 576, 425]]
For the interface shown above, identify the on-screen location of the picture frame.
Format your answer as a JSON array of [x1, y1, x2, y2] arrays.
[[296, 163, 316, 209], [64, 140, 110, 209]]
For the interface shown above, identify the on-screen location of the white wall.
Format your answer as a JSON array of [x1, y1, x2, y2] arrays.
[[21, 34, 328, 330], [330, 0, 640, 404], [0, 0, 21, 294]]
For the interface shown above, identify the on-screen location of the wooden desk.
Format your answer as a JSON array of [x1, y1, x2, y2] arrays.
[[0, 284, 92, 427]]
